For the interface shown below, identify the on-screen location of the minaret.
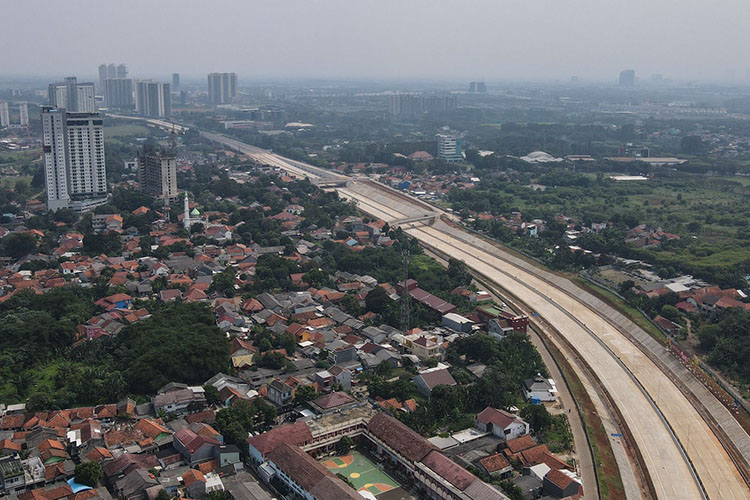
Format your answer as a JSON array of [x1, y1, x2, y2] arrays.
[[183, 192, 190, 229]]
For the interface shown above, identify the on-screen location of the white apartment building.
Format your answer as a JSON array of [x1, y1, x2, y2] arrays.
[[42, 106, 107, 212]]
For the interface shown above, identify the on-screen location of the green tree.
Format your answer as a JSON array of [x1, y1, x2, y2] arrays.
[[1, 232, 37, 259], [520, 404, 553, 433], [335, 436, 353, 455], [660, 304, 680, 322], [154, 490, 171, 500], [209, 270, 236, 297], [205, 491, 232, 500], [365, 286, 390, 314], [203, 384, 221, 406], [293, 385, 317, 405], [75, 462, 102, 487]]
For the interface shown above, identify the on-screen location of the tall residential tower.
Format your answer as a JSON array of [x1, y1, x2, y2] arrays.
[[0, 102, 9, 128], [134, 81, 172, 117], [41, 106, 108, 212], [48, 77, 96, 112], [207, 72, 237, 104], [103, 78, 134, 109], [138, 148, 178, 205]]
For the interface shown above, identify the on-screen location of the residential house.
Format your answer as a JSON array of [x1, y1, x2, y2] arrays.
[[478, 453, 513, 479], [543, 469, 583, 498], [410, 336, 441, 360], [151, 387, 207, 415], [441, 313, 473, 333], [173, 428, 221, 466], [523, 374, 557, 402], [414, 369, 457, 397], [267, 379, 294, 408], [488, 319, 515, 340], [0, 456, 24, 495], [475, 407, 529, 442]]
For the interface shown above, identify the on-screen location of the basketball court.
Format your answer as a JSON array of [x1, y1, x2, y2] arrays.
[[321, 450, 400, 497]]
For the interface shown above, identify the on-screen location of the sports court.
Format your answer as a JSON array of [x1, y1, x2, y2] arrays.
[[320, 450, 400, 497]]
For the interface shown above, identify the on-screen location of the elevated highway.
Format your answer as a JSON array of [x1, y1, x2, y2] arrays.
[[122, 120, 750, 498]]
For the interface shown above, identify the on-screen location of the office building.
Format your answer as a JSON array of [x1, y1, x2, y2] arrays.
[[19, 102, 28, 126], [138, 148, 178, 204], [619, 69, 635, 87], [134, 81, 172, 117], [207, 72, 238, 104], [41, 106, 108, 212], [172, 73, 180, 93], [469, 81, 487, 93], [48, 77, 96, 112], [0, 102, 8, 127], [437, 133, 463, 162], [103, 78, 134, 109]]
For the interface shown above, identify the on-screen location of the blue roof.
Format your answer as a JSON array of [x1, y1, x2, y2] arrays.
[[67, 478, 93, 493]]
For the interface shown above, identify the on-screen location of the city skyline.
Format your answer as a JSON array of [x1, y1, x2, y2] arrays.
[[3, 0, 750, 83]]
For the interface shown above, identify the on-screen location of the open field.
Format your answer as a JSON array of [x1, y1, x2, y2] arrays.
[[0, 175, 32, 189], [321, 450, 400, 497], [104, 123, 151, 138]]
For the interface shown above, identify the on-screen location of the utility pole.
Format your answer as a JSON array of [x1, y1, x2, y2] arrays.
[[401, 245, 411, 332]]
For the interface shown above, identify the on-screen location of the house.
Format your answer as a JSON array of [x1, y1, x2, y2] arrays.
[[182, 469, 207, 498], [523, 374, 557, 402], [113, 468, 158, 500], [653, 315, 681, 335], [475, 407, 529, 442], [151, 387, 206, 415], [216, 444, 241, 468], [314, 371, 334, 392], [543, 469, 583, 498], [267, 379, 294, 408], [328, 365, 352, 391], [94, 293, 133, 311], [0, 456, 24, 495], [361, 326, 387, 344], [173, 428, 221, 466], [478, 453, 513, 478], [441, 313, 474, 333], [488, 318, 514, 340], [413, 368, 457, 397], [410, 336, 441, 360]]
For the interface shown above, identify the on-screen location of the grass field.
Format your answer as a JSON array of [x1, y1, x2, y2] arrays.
[[104, 124, 151, 138], [321, 450, 399, 497], [0, 175, 32, 189]]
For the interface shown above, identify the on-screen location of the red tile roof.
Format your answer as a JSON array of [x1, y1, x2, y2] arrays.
[[479, 453, 510, 473], [310, 391, 355, 410], [247, 421, 312, 457], [421, 450, 477, 491], [367, 413, 435, 463], [505, 435, 536, 454]]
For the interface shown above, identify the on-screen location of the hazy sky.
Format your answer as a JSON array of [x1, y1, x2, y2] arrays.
[[4, 0, 750, 83]]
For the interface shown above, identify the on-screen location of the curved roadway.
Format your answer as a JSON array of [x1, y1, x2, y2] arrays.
[[338, 183, 748, 499]]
